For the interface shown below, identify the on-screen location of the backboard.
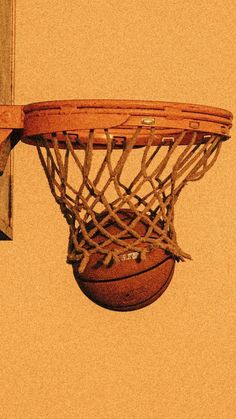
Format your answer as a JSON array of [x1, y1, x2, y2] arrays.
[[0, 0, 15, 239]]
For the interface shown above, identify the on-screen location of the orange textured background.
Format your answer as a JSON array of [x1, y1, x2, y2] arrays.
[[1, 1, 236, 418]]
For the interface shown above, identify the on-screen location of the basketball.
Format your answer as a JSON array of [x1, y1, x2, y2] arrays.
[[73, 210, 175, 311]]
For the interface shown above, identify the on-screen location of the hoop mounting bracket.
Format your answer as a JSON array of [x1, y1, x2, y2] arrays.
[[0, 105, 24, 129], [0, 106, 24, 175]]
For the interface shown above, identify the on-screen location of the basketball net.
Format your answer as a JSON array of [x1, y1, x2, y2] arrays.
[[33, 126, 222, 272]]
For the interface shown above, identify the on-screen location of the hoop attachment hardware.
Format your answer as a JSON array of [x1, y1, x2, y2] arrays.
[[0, 105, 24, 175], [124, 115, 231, 136], [141, 118, 156, 125], [0, 105, 23, 130]]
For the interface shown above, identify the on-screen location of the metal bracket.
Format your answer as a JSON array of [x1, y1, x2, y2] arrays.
[[0, 105, 24, 129], [0, 106, 24, 175]]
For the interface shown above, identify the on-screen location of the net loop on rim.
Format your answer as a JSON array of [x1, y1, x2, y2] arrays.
[[33, 125, 223, 272]]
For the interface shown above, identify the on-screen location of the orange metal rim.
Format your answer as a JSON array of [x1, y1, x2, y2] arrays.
[[0, 100, 233, 146], [23, 99, 233, 117], [22, 99, 233, 145]]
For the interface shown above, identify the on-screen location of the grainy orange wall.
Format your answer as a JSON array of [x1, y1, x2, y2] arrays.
[[1, 1, 235, 418]]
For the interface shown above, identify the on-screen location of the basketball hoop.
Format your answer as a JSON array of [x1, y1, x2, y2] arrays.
[[0, 100, 232, 310], [19, 99, 233, 310]]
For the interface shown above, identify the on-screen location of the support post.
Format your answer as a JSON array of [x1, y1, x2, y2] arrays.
[[0, 0, 15, 239]]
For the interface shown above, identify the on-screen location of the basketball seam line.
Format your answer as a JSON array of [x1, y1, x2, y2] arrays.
[[78, 255, 174, 283], [85, 262, 175, 311]]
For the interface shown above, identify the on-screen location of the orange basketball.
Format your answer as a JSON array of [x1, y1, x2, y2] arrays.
[[73, 210, 175, 311]]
